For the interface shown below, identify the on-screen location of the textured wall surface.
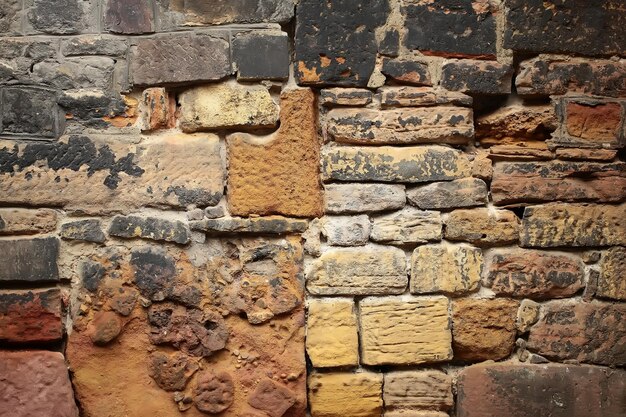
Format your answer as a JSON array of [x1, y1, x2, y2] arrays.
[[0, 0, 625, 416]]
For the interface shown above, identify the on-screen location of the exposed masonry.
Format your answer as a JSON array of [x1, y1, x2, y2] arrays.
[[0, 1, 625, 417]]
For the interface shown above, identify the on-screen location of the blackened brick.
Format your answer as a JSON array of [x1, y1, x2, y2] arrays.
[[0, 237, 60, 282], [233, 31, 289, 81], [441, 60, 512, 95], [382, 58, 432, 86], [0, 289, 63, 343], [1, 87, 61, 139], [104, 0, 154, 34]]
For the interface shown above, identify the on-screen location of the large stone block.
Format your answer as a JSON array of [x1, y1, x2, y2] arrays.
[[182, 0, 294, 25], [383, 371, 453, 412], [104, 0, 153, 34], [131, 33, 231, 86], [308, 372, 383, 417], [32, 57, 115, 90], [0, 289, 62, 343], [370, 207, 442, 245], [411, 244, 482, 296], [324, 183, 406, 214], [180, 82, 279, 132], [0, 86, 61, 139], [407, 178, 487, 209], [321, 215, 371, 246], [520, 204, 626, 248], [0, 208, 57, 235], [191, 216, 308, 235], [226, 88, 323, 217], [504, 0, 626, 56], [306, 299, 359, 367], [491, 161, 626, 205], [0, 237, 59, 282], [379, 87, 472, 108], [0, 351, 79, 417], [0, 134, 225, 214], [109, 216, 190, 245], [359, 296, 452, 365], [403, 0, 497, 58], [326, 107, 474, 145], [445, 208, 519, 247], [322, 146, 471, 183], [381, 59, 432, 86], [598, 246, 626, 300], [528, 300, 626, 366], [486, 250, 585, 299], [440, 61, 512, 95], [457, 363, 626, 417], [232, 31, 290, 81], [295, 0, 389, 86], [307, 246, 407, 295], [26, 0, 96, 34], [0, 0, 21, 34]]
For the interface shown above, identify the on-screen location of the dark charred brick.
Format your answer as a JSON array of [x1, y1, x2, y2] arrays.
[[60, 219, 106, 243], [379, 29, 400, 57], [27, 0, 92, 35], [381, 58, 432, 86], [528, 301, 626, 366], [504, 0, 626, 56], [320, 88, 373, 107], [0, 237, 59, 282], [58, 90, 127, 128], [131, 33, 231, 86], [295, 0, 389, 87], [130, 247, 176, 300], [232, 31, 289, 81], [80, 260, 106, 293], [109, 215, 191, 244], [182, 0, 294, 25], [190, 217, 308, 235], [403, 0, 497, 59], [516, 58, 626, 98], [457, 363, 626, 417], [441, 61, 512, 95], [61, 36, 128, 57], [104, 0, 153, 34], [0, 289, 63, 343], [1, 87, 61, 139]]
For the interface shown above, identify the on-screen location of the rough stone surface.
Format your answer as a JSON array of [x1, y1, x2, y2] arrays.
[[370, 207, 442, 245], [381, 59, 432, 86], [190, 216, 308, 235], [60, 219, 106, 243], [247, 378, 296, 417], [598, 246, 626, 300], [379, 87, 472, 108], [445, 209, 520, 247], [109, 215, 191, 244], [476, 104, 557, 145], [520, 204, 626, 248], [0, 289, 62, 343], [306, 299, 359, 367], [457, 363, 626, 417], [0, 208, 57, 235], [407, 178, 487, 209], [308, 372, 383, 417], [27, 0, 93, 34], [504, 0, 626, 56], [61, 35, 128, 56], [139, 87, 176, 132], [441, 61, 512, 94], [322, 146, 471, 183], [233, 31, 290, 81], [321, 215, 371, 246], [295, 0, 389, 86], [528, 300, 626, 366], [324, 183, 406, 214], [32, 58, 115, 90], [104, 0, 153, 34], [0, 0, 21, 34], [383, 371, 453, 412], [555, 148, 618, 161], [452, 298, 519, 361], [0, 237, 59, 282], [321, 88, 373, 107], [491, 161, 626, 205], [360, 296, 452, 365], [181, 0, 294, 25], [0, 86, 60, 139], [0, 351, 79, 417], [326, 108, 474, 145], [517, 299, 541, 333], [227, 88, 323, 217], [411, 244, 482, 296], [307, 246, 407, 295], [131, 34, 231, 86], [180, 82, 279, 132], [486, 250, 585, 299]]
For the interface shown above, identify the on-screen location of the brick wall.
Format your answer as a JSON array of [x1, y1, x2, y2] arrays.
[[0, 1, 625, 416]]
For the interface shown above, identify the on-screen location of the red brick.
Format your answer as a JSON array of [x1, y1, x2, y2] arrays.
[[0, 289, 62, 343]]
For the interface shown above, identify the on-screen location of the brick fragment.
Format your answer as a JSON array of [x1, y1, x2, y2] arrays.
[[0, 237, 59, 282], [0, 289, 63, 343]]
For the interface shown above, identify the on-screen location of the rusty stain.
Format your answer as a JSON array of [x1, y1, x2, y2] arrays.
[[297, 61, 321, 82]]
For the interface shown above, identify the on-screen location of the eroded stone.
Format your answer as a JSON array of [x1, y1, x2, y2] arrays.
[[0, 288, 62, 343], [370, 207, 442, 245], [598, 247, 626, 300], [407, 178, 487, 209], [0, 237, 59, 282], [324, 183, 406, 214], [383, 370, 453, 412], [0, 208, 57, 235], [445, 208, 519, 247], [309, 372, 383, 417]]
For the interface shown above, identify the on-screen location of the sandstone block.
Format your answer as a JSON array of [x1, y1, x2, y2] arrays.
[[555, 148, 618, 161], [517, 299, 540, 333], [370, 207, 442, 245], [322, 146, 471, 183], [0, 289, 62, 343], [306, 299, 359, 367], [109, 216, 190, 244], [0, 351, 79, 417], [321, 215, 371, 246], [309, 372, 383, 417], [407, 178, 487, 209], [324, 183, 406, 214], [471, 150, 493, 181], [60, 219, 106, 243], [226, 88, 323, 217], [598, 247, 626, 300], [379, 87, 472, 108], [441, 61, 512, 95], [140, 88, 176, 132], [457, 363, 626, 417], [307, 246, 407, 295], [61, 35, 128, 56], [0, 237, 59, 282], [411, 244, 482, 296], [181, 0, 294, 25], [360, 296, 452, 365], [232, 31, 290, 81], [190, 216, 308, 235], [0, 208, 57, 235], [381, 59, 432, 86], [131, 34, 231, 86], [27, 0, 95, 34], [486, 250, 585, 299], [528, 300, 626, 366], [0, 86, 61, 139], [445, 208, 519, 247], [476, 104, 556, 144], [320, 88, 373, 107], [452, 298, 519, 361], [385, 412, 448, 417], [520, 204, 626, 247], [326, 108, 473, 145], [383, 370, 452, 412], [32, 57, 115, 90], [104, 0, 153, 34]]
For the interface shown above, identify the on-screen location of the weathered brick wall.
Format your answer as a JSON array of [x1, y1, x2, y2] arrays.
[[0, 1, 625, 416]]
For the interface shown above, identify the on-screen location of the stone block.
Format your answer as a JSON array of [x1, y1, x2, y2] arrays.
[[32, 57, 115, 90], [60, 219, 106, 243], [0, 0, 21, 34], [445, 208, 519, 247], [104, 0, 154, 34], [370, 207, 442, 245], [320, 88, 373, 107], [379, 87, 472, 107], [26, 0, 96, 34], [383, 370, 453, 412], [0, 208, 57, 235], [407, 178, 487, 209], [324, 183, 406, 214], [598, 247, 626, 300], [233, 31, 290, 81], [61, 35, 128, 56], [381, 59, 432, 86], [0, 86, 61, 139], [109, 216, 190, 244], [306, 299, 359, 367], [190, 216, 308, 235], [182, 0, 294, 25], [309, 372, 383, 417], [440, 60, 512, 95], [321, 215, 371, 246], [0, 237, 59, 282], [139, 87, 176, 132], [0, 289, 62, 343]]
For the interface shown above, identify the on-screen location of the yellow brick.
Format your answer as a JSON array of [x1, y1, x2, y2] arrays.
[[307, 299, 359, 367], [309, 372, 382, 417]]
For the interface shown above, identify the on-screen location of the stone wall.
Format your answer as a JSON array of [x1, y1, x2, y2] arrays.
[[0, 1, 625, 416]]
